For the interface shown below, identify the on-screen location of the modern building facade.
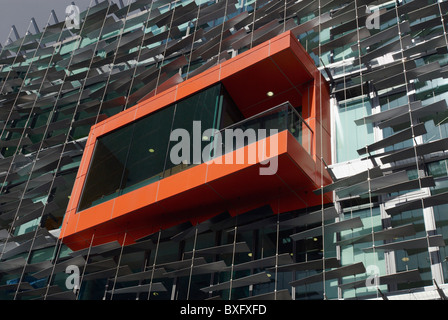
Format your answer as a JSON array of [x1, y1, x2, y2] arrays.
[[1, 0, 448, 301]]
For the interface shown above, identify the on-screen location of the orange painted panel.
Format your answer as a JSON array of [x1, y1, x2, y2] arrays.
[[222, 59, 296, 113], [76, 198, 115, 233], [157, 185, 224, 226], [156, 163, 208, 202], [320, 125, 332, 167], [207, 165, 282, 207], [59, 209, 77, 239], [76, 141, 95, 178], [102, 108, 137, 135], [65, 174, 86, 213], [176, 66, 221, 101], [84, 126, 100, 148], [301, 82, 314, 119], [205, 132, 288, 183], [268, 31, 294, 57], [312, 76, 331, 135], [134, 86, 178, 124], [270, 49, 313, 87], [61, 233, 91, 251], [269, 191, 308, 214], [111, 180, 159, 220], [61, 134, 330, 249], [243, 88, 302, 118], [219, 43, 271, 80], [318, 75, 332, 136], [288, 33, 318, 76]]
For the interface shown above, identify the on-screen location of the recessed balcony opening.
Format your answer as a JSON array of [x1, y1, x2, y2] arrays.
[[78, 80, 309, 213], [78, 83, 237, 211]]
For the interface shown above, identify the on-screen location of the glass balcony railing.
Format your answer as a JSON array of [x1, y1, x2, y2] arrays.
[[203, 101, 313, 162]]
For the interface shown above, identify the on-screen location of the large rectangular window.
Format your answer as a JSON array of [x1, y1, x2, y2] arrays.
[[79, 123, 134, 210], [120, 105, 175, 194], [78, 84, 240, 211], [78, 83, 310, 212]]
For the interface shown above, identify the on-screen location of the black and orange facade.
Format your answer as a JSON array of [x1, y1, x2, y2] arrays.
[[2, 0, 448, 301], [60, 31, 333, 251]]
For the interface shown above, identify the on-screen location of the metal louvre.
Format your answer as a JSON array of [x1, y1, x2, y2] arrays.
[[200, 272, 272, 293], [339, 269, 421, 290], [352, 61, 417, 87], [183, 242, 251, 258], [363, 176, 436, 198], [362, 235, 446, 252], [224, 253, 293, 272], [107, 282, 167, 295], [377, 100, 448, 130], [357, 123, 427, 155], [163, 261, 228, 278], [380, 138, 448, 164], [69, 241, 122, 257], [14, 285, 63, 298], [115, 268, 166, 282], [270, 258, 341, 272], [289, 217, 363, 241], [336, 224, 417, 246], [31, 255, 86, 279], [289, 262, 366, 287], [240, 289, 292, 300], [335, 171, 410, 198], [82, 265, 133, 281], [386, 190, 448, 215], [314, 167, 383, 195], [279, 207, 339, 227], [155, 257, 208, 271], [358, 35, 413, 66]]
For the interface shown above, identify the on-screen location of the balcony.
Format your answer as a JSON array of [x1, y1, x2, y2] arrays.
[[78, 101, 313, 214], [207, 101, 313, 161], [60, 31, 332, 250]]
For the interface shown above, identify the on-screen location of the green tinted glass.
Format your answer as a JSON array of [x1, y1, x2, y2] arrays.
[[78, 124, 133, 211], [120, 105, 175, 194]]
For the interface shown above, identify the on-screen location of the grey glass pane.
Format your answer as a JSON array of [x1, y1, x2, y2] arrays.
[[120, 105, 175, 195], [290, 262, 366, 287], [78, 124, 133, 211], [240, 289, 292, 300], [212, 103, 292, 162], [77, 84, 239, 210], [164, 84, 223, 176]]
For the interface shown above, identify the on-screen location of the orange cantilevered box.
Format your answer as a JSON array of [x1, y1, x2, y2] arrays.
[[60, 31, 332, 250]]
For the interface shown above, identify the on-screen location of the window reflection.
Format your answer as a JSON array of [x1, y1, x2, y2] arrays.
[[78, 84, 241, 211], [78, 82, 306, 212]]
